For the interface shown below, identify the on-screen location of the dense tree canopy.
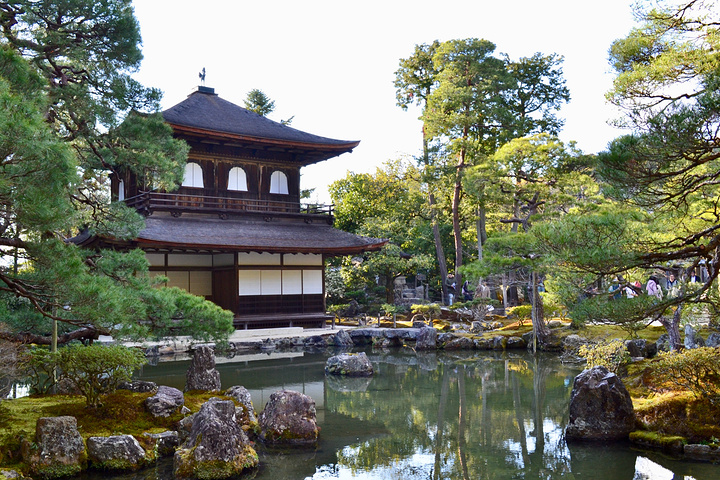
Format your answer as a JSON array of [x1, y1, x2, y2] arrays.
[[534, 0, 720, 347], [0, 0, 233, 344], [393, 38, 571, 308]]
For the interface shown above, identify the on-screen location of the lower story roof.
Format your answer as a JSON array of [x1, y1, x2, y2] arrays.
[[73, 212, 386, 256]]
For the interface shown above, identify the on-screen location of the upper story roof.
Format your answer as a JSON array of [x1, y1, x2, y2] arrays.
[[162, 87, 360, 165]]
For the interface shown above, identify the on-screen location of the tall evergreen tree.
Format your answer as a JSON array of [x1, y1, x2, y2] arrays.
[[0, 0, 233, 344]]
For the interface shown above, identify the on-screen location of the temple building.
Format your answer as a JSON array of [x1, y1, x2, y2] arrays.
[[77, 86, 385, 329]]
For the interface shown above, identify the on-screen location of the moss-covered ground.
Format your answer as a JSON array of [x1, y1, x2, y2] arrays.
[[624, 358, 720, 448], [0, 390, 228, 470]]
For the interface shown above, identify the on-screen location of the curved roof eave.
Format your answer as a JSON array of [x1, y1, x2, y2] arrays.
[[134, 238, 388, 257], [168, 123, 360, 155]]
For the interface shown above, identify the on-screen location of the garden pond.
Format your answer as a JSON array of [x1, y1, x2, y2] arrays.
[[74, 347, 717, 479]]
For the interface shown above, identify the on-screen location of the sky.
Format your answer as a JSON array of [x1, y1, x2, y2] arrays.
[[131, 0, 638, 203]]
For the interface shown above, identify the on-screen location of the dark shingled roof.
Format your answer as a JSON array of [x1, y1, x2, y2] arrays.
[[130, 213, 386, 255], [163, 88, 359, 150]]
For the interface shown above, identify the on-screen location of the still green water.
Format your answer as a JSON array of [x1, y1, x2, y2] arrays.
[[85, 348, 718, 479]]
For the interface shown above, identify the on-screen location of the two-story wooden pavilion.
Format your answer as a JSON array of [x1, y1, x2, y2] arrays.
[[76, 86, 386, 329]]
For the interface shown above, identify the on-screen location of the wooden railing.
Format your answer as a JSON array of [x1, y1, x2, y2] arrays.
[[125, 191, 333, 218]]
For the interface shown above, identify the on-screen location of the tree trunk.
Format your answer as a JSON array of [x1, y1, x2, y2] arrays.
[[507, 269, 519, 306], [476, 205, 487, 261], [501, 273, 509, 311], [531, 271, 550, 351], [452, 157, 464, 293], [660, 305, 683, 351], [422, 124, 449, 305], [429, 193, 449, 303], [386, 277, 395, 304]]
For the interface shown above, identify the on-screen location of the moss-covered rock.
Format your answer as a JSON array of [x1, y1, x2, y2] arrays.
[[86, 434, 148, 471], [629, 430, 685, 453], [258, 390, 319, 445], [21, 416, 86, 479], [173, 398, 258, 479]]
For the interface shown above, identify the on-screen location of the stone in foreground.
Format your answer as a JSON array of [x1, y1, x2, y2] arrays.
[[174, 398, 258, 479], [185, 345, 221, 392], [565, 366, 635, 441], [21, 416, 86, 479], [325, 352, 374, 377], [86, 434, 146, 470], [258, 390, 319, 445], [145, 385, 185, 417], [225, 385, 257, 427]]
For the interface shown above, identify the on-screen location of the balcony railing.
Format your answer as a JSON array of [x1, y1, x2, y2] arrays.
[[125, 191, 333, 219]]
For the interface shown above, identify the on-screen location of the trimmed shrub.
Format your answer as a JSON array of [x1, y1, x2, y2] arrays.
[[411, 304, 441, 322], [650, 347, 720, 405], [507, 305, 532, 320], [57, 344, 147, 407]]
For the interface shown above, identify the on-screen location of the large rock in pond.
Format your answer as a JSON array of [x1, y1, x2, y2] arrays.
[[185, 346, 221, 392], [22, 416, 86, 479], [565, 366, 635, 441], [325, 352, 374, 377], [145, 385, 185, 417], [225, 385, 257, 426], [174, 398, 258, 479], [86, 434, 146, 470], [258, 390, 319, 445]]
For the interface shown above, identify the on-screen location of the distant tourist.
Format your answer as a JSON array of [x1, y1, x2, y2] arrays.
[[462, 281, 473, 301], [646, 276, 663, 300], [666, 273, 679, 297]]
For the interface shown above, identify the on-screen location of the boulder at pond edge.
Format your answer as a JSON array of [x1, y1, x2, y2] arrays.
[[174, 398, 258, 479], [565, 366, 635, 441]]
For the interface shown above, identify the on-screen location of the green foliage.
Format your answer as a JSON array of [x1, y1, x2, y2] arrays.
[[243, 89, 275, 116], [577, 339, 631, 375], [651, 347, 720, 405], [55, 344, 147, 408], [540, 292, 567, 321], [0, 1, 231, 345], [327, 304, 348, 318], [324, 267, 346, 306], [411, 303, 440, 321], [381, 304, 402, 315], [344, 290, 367, 303], [356, 244, 433, 304], [569, 295, 658, 338], [507, 305, 532, 320], [22, 347, 58, 394]]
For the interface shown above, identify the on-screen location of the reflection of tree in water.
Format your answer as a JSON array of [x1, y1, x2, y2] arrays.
[[328, 352, 576, 479]]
